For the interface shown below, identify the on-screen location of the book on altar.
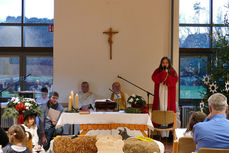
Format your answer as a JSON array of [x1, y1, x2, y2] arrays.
[[95, 99, 117, 110], [79, 110, 90, 114], [95, 99, 114, 102], [47, 108, 61, 121]]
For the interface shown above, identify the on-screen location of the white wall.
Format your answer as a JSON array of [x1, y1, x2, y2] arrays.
[[54, 0, 178, 103]]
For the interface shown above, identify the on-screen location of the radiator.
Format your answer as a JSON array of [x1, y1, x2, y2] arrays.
[[1, 108, 14, 129], [181, 106, 196, 128]]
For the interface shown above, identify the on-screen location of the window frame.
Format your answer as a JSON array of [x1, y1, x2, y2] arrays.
[[179, 0, 229, 104], [0, 0, 53, 99]]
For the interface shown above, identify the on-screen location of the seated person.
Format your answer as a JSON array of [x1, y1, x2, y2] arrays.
[[3, 125, 31, 153], [36, 87, 49, 105], [78, 81, 95, 110], [39, 91, 63, 151], [193, 93, 229, 151], [110, 82, 128, 110], [184, 111, 206, 136], [22, 111, 41, 149]]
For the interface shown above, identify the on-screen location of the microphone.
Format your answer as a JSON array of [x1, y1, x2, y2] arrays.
[[117, 75, 122, 79], [109, 88, 114, 93], [26, 74, 32, 77], [89, 104, 94, 110]]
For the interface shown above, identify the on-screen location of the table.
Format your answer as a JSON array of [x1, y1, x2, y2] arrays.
[[56, 112, 154, 137]]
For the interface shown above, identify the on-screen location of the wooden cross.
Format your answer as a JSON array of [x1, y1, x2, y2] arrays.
[[103, 27, 119, 60]]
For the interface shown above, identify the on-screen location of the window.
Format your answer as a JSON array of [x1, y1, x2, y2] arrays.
[[0, 57, 19, 97], [179, 0, 229, 104], [0, 0, 54, 47], [0, 0, 53, 99], [26, 56, 53, 92]]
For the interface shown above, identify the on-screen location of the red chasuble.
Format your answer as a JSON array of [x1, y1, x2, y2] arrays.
[[152, 68, 178, 112]]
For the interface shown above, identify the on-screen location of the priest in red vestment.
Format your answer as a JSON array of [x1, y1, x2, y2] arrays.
[[152, 56, 178, 112]]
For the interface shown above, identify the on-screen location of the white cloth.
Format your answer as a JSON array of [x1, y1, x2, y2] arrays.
[[159, 83, 169, 137], [11, 145, 27, 152], [175, 128, 192, 140], [56, 112, 154, 130], [36, 97, 49, 105], [78, 91, 96, 108], [22, 124, 39, 146], [159, 84, 168, 111]]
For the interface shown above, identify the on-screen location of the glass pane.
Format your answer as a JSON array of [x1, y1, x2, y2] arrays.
[[179, 27, 210, 48], [26, 57, 53, 98], [179, 0, 210, 24], [180, 56, 207, 99], [0, 0, 21, 23], [213, 0, 229, 24], [0, 26, 21, 47], [24, 26, 53, 47], [0, 57, 20, 98], [24, 0, 54, 23], [213, 27, 229, 44]]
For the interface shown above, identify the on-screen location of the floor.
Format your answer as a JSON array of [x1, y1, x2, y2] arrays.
[[164, 141, 173, 153], [153, 135, 173, 153]]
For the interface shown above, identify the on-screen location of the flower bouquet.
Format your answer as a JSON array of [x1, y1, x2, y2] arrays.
[[2, 97, 42, 124], [125, 94, 148, 113]]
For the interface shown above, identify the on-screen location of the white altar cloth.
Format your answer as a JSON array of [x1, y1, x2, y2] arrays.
[[56, 112, 154, 130]]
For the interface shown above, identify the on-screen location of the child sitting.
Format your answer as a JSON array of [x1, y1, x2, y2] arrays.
[[184, 111, 206, 136], [22, 111, 42, 150], [2, 125, 31, 153]]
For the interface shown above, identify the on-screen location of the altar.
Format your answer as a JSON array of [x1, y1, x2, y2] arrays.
[[56, 112, 154, 137]]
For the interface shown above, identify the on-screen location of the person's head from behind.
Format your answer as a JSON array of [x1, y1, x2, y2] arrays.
[[186, 111, 207, 134], [8, 125, 27, 145], [112, 82, 121, 94], [208, 93, 228, 114], [81, 82, 89, 93], [49, 91, 59, 105], [159, 56, 172, 72], [24, 111, 37, 128], [41, 87, 48, 99]]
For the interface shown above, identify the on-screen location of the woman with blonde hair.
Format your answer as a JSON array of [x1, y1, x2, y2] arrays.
[[2, 125, 31, 153]]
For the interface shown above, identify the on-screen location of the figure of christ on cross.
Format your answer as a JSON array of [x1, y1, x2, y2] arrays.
[[103, 27, 119, 60]]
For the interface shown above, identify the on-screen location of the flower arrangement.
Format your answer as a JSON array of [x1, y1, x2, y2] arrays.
[[125, 94, 148, 113], [127, 94, 146, 107], [3, 97, 42, 124]]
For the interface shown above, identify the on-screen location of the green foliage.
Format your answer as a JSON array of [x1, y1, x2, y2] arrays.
[[124, 107, 142, 113], [2, 97, 42, 119], [2, 107, 19, 118], [197, 20, 229, 114]]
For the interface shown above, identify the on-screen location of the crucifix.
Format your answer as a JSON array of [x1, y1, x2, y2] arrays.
[[103, 27, 119, 60]]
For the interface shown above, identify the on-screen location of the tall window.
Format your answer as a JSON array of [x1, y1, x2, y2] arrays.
[[179, 0, 229, 104], [0, 0, 54, 99]]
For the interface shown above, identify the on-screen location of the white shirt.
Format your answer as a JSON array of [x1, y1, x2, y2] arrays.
[[22, 124, 39, 146], [78, 91, 96, 109]]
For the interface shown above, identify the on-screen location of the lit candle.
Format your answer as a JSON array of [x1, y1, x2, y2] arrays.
[[68, 96, 72, 111], [75, 93, 78, 110], [70, 90, 74, 110]]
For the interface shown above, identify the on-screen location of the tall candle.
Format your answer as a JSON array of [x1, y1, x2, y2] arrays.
[[68, 96, 72, 111], [75, 93, 78, 110], [70, 91, 74, 110]]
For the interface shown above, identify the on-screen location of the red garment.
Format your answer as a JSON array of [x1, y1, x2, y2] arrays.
[[152, 68, 178, 112]]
